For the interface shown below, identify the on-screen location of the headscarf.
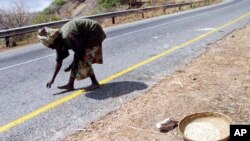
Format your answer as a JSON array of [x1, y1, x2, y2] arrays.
[[37, 27, 60, 48]]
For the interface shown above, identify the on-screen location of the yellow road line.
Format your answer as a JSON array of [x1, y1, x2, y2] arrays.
[[1, 12, 249, 133]]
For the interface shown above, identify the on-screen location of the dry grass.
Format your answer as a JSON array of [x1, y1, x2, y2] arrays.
[[64, 23, 250, 141]]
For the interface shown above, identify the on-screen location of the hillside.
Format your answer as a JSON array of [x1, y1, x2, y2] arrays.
[[56, 0, 99, 18], [50, 0, 188, 18]]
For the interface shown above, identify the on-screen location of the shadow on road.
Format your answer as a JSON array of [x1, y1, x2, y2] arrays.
[[53, 81, 148, 98], [53, 89, 75, 95], [85, 81, 148, 100]]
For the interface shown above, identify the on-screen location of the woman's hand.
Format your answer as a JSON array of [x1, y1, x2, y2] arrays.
[[47, 61, 62, 88], [46, 79, 54, 88]]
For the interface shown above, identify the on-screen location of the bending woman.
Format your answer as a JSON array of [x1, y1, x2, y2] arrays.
[[37, 19, 106, 91]]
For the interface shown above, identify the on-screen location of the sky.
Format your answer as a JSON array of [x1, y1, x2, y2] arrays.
[[0, 0, 53, 12]]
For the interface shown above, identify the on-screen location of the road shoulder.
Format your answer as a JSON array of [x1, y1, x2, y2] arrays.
[[64, 23, 250, 141]]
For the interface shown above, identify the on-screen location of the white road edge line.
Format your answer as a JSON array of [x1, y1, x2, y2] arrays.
[[0, 1, 239, 71], [0, 54, 55, 71]]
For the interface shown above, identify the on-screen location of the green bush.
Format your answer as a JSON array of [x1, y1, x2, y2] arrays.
[[33, 13, 61, 24], [43, 6, 55, 15], [43, 0, 66, 14], [53, 0, 66, 6], [99, 0, 121, 9]]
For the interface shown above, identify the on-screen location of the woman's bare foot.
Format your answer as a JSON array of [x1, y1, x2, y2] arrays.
[[58, 84, 74, 90], [85, 83, 100, 91]]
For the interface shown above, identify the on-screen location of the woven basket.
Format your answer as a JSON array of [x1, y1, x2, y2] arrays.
[[178, 112, 232, 141]]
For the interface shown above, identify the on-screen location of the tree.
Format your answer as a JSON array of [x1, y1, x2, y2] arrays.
[[0, 0, 32, 47], [0, 0, 31, 28]]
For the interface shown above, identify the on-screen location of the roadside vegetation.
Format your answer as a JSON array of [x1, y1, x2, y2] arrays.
[[99, 0, 122, 10], [33, 0, 66, 24]]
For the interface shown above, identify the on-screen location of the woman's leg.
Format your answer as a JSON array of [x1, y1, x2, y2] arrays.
[[57, 70, 76, 90], [90, 72, 99, 85], [86, 71, 100, 91]]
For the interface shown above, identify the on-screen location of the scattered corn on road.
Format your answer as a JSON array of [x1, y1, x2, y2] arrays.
[[0, 0, 250, 140]]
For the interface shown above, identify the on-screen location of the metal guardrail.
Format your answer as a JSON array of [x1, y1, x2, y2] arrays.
[[0, 2, 192, 39], [0, 0, 218, 41]]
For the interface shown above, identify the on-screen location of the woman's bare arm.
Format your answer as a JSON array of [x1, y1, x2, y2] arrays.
[[47, 60, 62, 88]]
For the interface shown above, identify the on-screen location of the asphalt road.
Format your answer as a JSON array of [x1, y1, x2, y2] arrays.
[[1, 0, 250, 140]]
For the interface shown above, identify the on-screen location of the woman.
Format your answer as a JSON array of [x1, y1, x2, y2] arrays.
[[37, 18, 106, 91]]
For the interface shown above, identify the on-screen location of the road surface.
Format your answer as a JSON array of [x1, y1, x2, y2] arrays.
[[0, 0, 250, 140]]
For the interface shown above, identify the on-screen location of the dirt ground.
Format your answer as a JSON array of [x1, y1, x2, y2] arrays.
[[64, 23, 250, 141]]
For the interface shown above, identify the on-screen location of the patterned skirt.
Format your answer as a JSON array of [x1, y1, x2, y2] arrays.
[[71, 45, 103, 80]]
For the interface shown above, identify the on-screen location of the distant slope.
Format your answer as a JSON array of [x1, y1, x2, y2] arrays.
[[57, 0, 99, 18], [54, 0, 190, 18]]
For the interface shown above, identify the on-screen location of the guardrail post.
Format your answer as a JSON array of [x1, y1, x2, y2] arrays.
[[112, 17, 115, 24], [205, 0, 209, 5], [4, 36, 16, 48], [5, 37, 10, 48], [142, 12, 144, 18]]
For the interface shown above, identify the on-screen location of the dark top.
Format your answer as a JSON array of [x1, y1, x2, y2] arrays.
[[56, 19, 106, 62]]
